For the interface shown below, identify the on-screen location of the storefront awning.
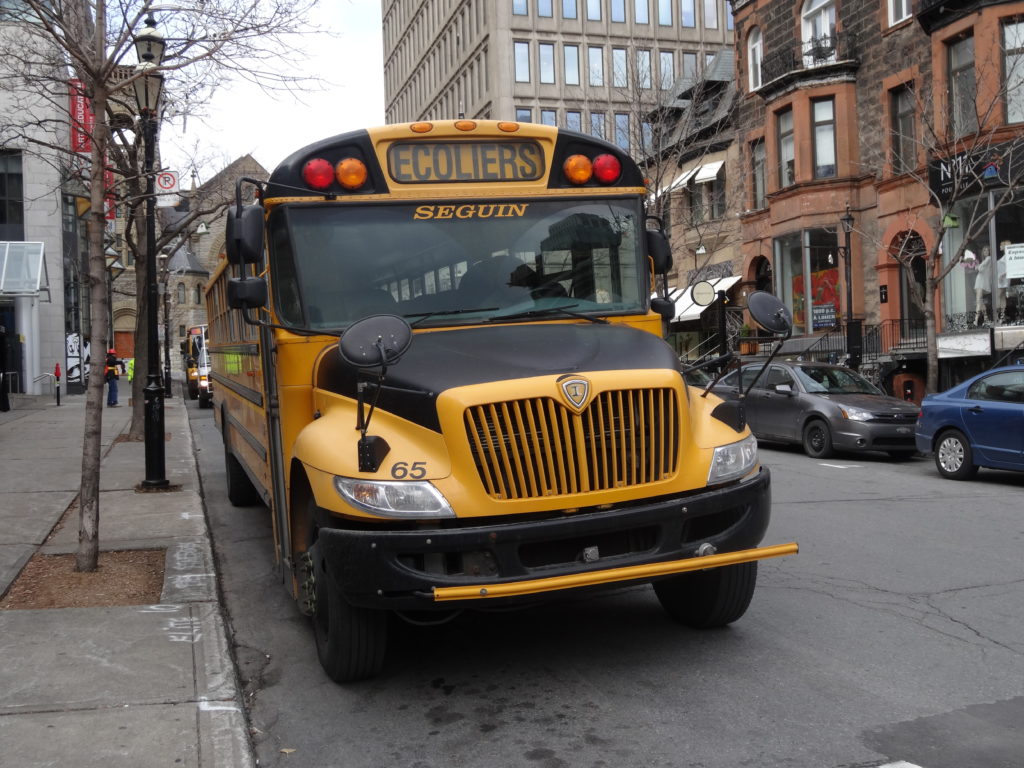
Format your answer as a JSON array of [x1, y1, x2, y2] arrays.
[[693, 160, 724, 183], [667, 275, 741, 322], [0, 242, 47, 296]]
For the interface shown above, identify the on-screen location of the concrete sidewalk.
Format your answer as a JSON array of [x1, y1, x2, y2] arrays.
[[0, 393, 253, 767]]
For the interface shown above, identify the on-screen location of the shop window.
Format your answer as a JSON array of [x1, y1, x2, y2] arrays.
[[775, 228, 841, 334], [564, 44, 580, 85], [1004, 20, 1024, 124], [891, 84, 916, 174], [812, 98, 836, 179], [747, 27, 763, 91], [777, 107, 795, 188], [948, 34, 977, 138], [514, 41, 530, 83]]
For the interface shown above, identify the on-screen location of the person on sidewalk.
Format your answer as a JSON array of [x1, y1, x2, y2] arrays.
[[105, 349, 121, 407]]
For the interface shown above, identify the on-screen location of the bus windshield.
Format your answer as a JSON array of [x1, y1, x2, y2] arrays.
[[268, 198, 647, 330]]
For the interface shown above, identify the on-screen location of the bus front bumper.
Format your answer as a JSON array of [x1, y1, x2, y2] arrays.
[[315, 467, 794, 610]]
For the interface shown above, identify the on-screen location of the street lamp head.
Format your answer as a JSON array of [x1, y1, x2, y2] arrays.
[[840, 206, 855, 234], [135, 16, 166, 65], [133, 61, 164, 116]]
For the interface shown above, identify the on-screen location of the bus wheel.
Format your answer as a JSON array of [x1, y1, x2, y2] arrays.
[[653, 561, 757, 629], [309, 539, 387, 682], [187, 381, 199, 400], [224, 445, 260, 507]]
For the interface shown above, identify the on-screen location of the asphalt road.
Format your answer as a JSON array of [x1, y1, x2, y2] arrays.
[[188, 401, 1024, 768]]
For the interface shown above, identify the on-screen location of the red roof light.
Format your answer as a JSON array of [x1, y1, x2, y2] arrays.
[[302, 158, 334, 190], [593, 154, 622, 184]]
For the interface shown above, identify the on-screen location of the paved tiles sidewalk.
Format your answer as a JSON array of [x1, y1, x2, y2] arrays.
[[0, 393, 253, 768]]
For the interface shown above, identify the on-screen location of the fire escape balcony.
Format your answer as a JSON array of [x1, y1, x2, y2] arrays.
[[758, 33, 859, 98]]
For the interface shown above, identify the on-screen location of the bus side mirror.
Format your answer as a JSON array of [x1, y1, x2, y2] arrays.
[[227, 277, 268, 310], [650, 297, 675, 322], [225, 204, 265, 265], [646, 230, 672, 274]]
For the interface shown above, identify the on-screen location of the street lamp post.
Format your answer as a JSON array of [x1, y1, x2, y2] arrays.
[[134, 16, 168, 488], [840, 205, 862, 370]]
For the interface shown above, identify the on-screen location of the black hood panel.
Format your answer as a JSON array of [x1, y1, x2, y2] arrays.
[[317, 324, 679, 431]]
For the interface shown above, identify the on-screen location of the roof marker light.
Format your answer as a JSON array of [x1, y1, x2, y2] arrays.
[[303, 158, 334, 190], [563, 154, 593, 185], [410, 122, 433, 133], [497, 122, 520, 132], [593, 154, 622, 184], [454, 120, 477, 131]]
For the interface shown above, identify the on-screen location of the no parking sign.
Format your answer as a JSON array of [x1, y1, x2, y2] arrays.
[[156, 171, 179, 206]]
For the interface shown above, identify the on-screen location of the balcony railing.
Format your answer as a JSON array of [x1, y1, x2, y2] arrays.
[[760, 33, 858, 88]]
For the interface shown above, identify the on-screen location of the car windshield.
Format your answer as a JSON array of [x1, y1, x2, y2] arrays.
[[794, 366, 881, 394], [267, 198, 647, 330]]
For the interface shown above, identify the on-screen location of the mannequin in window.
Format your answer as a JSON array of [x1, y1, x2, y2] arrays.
[[974, 245, 1007, 324]]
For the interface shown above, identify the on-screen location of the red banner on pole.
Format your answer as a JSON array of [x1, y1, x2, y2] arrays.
[[69, 78, 94, 154]]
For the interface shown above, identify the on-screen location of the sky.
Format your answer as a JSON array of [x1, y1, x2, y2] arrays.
[[160, 2, 385, 186]]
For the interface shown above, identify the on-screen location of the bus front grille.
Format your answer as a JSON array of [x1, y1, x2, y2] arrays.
[[464, 389, 679, 500]]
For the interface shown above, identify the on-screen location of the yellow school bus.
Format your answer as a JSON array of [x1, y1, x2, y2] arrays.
[[182, 324, 212, 407], [207, 120, 797, 682]]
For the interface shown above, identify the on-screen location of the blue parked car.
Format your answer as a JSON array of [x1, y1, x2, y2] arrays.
[[915, 365, 1024, 480]]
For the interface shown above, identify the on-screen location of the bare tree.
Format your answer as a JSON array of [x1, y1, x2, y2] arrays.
[[0, 0, 322, 570], [862, 42, 1024, 393]]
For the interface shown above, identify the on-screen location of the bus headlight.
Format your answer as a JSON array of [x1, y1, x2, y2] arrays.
[[334, 477, 455, 519], [707, 434, 758, 484]]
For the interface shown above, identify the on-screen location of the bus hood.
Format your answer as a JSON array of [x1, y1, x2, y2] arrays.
[[316, 323, 681, 432]]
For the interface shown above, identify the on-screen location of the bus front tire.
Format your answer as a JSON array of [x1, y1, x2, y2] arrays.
[[310, 539, 387, 683], [224, 446, 261, 507], [653, 561, 757, 629]]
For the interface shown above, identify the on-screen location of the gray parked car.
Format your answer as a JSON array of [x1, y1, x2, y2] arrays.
[[711, 361, 920, 459]]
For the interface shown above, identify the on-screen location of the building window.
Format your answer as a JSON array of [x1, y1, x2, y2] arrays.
[[589, 46, 604, 86], [778, 107, 795, 187], [726, 1, 733, 30], [541, 108, 557, 125], [891, 84, 916, 174], [194, 285, 202, 305], [613, 47, 628, 87], [0, 150, 24, 241], [752, 139, 766, 209], [590, 111, 606, 138], [1004, 21, 1024, 124], [516, 107, 532, 122], [635, 0, 649, 23], [637, 49, 652, 88], [680, 0, 695, 27], [611, 0, 626, 21], [539, 43, 555, 83], [748, 27, 763, 91], [660, 50, 675, 89], [801, 0, 836, 59], [563, 0, 578, 18], [539, 0, 554, 15], [513, 0, 528, 14], [177, 283, 186, 304], [564, 44, 580, 85], [888, 0, 911, 27], [682, 51, 697, 82], [658, 0, 671, 25], [514, 41, 530, 82], [948, 34, 977, 137], [587, 0, 601, 20], [642, 121, 654, 153], [615, 112, 630, 150], [812, 98, 836, 179], [179, 324, 186, 338], [703, 0, 718, 29], [566, 110, 582, 131]]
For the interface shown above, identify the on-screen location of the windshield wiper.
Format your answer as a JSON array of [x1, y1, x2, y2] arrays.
[[487, 304, 608, 324], [405, 307, 498, 327]]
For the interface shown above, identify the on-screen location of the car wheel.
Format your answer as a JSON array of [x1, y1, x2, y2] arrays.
[[309, 537, 387, 682], [934, 429, 978, 480], [654, 562, 757, 629], [802, 419, 834, 458]]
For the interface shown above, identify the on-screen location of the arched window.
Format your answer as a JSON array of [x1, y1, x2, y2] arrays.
[[801, 0, 836, 63], [177, 283, 186, 304], [193, 285, 202, 305], [748, 27, 763, 91]]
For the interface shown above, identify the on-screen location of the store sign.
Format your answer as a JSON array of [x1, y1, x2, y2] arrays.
[[928, 142, 1023, 202], [1004, 243, 1024, 280], [937, 330, 991, 359], [812, 302, 837, 330]]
